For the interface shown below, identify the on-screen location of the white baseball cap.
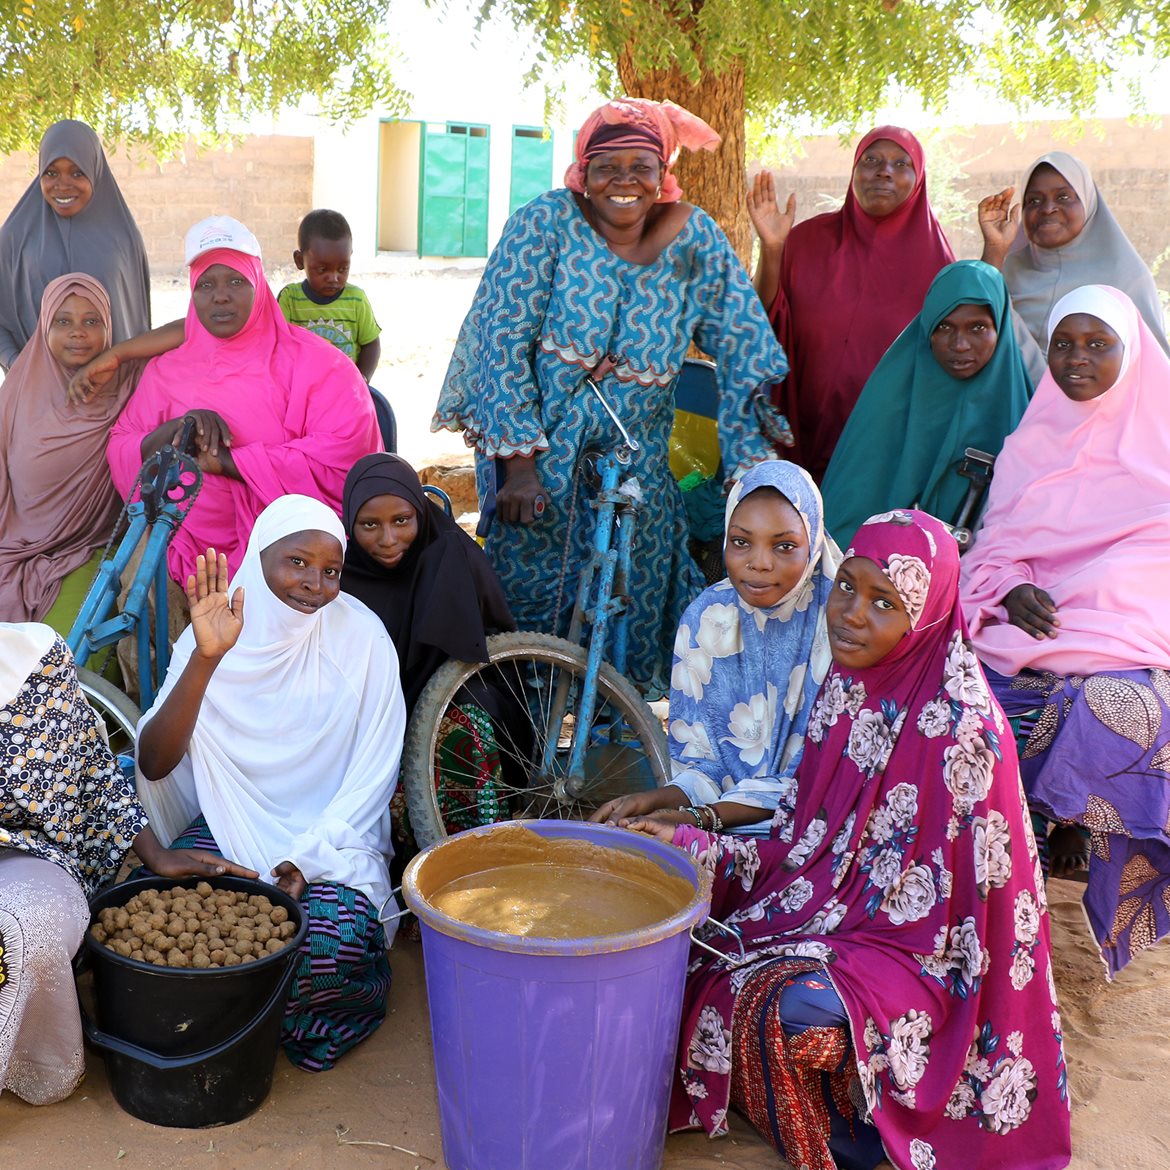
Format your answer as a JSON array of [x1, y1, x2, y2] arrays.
[[184, 215, 262, 265]]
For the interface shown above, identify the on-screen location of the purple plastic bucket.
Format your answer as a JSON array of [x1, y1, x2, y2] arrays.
[[402, 819, 711, 1170]]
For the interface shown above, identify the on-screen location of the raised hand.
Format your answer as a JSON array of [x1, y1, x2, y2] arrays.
[[978, 187, 1020, 263], [1003, 583, 1060, 639], [186, 549, 245, 661], [747, 171, 797, 253], [66, 349, 120, 405]]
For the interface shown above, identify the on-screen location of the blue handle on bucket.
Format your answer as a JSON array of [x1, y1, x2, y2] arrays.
[[80, 959, 295, 1071]]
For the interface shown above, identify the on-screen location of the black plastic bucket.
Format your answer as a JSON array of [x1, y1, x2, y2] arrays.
[[81, 875, 308, 1128]]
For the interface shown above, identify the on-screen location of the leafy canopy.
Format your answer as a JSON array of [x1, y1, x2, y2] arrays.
[[472, 0, 1167, 131], [0, 0, 409, 157]]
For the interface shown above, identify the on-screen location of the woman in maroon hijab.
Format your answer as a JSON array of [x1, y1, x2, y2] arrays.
[[750, 127, 954, 480]]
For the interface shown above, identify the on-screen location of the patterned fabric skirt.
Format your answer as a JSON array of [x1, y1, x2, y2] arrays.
[[730, 960, 886, 1170], [166, 818, 391, 1072], [391, 699, 506, 852], [0, 850, 91, 1104], [987, 666, 1170, 977]]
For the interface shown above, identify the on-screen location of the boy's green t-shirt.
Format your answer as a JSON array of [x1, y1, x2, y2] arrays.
[[276, 281, 380, 364]]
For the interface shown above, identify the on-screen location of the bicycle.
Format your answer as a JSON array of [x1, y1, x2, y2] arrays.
[[399, 358, 671, 849], [66, 419, 202, 753]]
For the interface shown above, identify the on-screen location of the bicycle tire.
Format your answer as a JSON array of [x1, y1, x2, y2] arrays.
[[77, 668, 142, 757], [402, 631, 670, 849]]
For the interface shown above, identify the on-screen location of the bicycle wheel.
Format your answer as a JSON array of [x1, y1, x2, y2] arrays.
[[402, 631, 670, 849], [77, 668, 141, 757]]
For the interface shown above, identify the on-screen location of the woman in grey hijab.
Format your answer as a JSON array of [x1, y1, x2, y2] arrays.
[[978, 150, 1169, 357], [0, 120, 151, 371]]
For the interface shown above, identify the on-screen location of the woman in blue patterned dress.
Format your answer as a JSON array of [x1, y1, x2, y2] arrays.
[[434, 98, 792, 696]]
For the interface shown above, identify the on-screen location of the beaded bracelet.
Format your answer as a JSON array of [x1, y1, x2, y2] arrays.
[[708, 806, 724, 834], [682, 805, 705, 829]]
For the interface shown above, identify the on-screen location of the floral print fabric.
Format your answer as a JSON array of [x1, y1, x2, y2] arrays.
[[0, 635, 144, 896], [669, 511, 1070, 1170], [668, 461, 841, 833]]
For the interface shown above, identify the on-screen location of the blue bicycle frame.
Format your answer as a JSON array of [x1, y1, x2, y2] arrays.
[[66, 427, 201, 709]]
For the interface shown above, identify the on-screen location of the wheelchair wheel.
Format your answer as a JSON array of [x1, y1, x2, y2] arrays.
[[78, 668, 141, 757], [401, 632, 670, 849]]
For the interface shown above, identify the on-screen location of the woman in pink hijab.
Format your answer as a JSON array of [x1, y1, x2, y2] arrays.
[[749, 127, 954, 479], [0, 273, 141, 629], [961, 284, 1170, 977], [106, 217, 380, 586]]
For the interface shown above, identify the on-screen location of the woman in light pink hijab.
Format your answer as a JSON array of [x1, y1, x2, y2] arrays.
[[0, 273, 140, 628], [107, 216, 380, 586], [961, 284, 1170, 977]]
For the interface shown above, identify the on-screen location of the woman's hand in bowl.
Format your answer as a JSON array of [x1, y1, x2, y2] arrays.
[[620, 815, 684, 844], [591, 787, 683, 825]]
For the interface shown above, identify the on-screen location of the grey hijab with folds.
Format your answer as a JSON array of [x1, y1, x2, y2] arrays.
[[0, 120, 151, 370], [1002, 150, 1169, 357]]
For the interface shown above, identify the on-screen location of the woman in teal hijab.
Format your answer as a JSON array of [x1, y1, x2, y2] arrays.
[[821, 259, 1033, 546]]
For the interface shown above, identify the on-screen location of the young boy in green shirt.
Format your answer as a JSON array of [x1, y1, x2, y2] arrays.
[[278, 209, 392, 446]]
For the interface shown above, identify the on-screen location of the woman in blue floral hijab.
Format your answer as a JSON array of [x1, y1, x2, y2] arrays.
[[594, 460, 841, 834]]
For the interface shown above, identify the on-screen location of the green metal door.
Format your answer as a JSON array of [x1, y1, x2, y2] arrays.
[[509, 126, 553, 215], [418, 123, 490, 258]]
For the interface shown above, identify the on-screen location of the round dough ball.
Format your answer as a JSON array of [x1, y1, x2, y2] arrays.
[[223, 951, 242, 967], [165, 918, 184, 938], [191, 952, 212, 969], [195, 881, 213, 898], [177, 932, 196, 952], [90, 924, 107, 943], [265, 938, 285, 955], [270, 906, 289, 925], [277, 921, 297, 940], [167, 949, 189, 968]]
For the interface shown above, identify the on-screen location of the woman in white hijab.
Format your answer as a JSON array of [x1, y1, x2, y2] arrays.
[[978, 150, 1169, 357], [136, 494, 406, 1072]]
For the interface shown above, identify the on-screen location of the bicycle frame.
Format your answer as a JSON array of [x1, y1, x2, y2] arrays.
[[66, 425, 201, 710], [542, 361, 644, 800]]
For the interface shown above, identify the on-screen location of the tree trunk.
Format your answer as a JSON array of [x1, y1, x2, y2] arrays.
[[617, 53, 750, 265]]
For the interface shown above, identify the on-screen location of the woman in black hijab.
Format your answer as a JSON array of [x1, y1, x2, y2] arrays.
[[342, 454, 519, 843]]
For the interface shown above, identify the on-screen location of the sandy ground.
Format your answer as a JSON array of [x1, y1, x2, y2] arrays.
[[4, 265, 1168, 1166]]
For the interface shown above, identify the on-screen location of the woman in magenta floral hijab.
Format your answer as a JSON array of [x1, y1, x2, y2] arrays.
[[632, 511, 1070, 1170]]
